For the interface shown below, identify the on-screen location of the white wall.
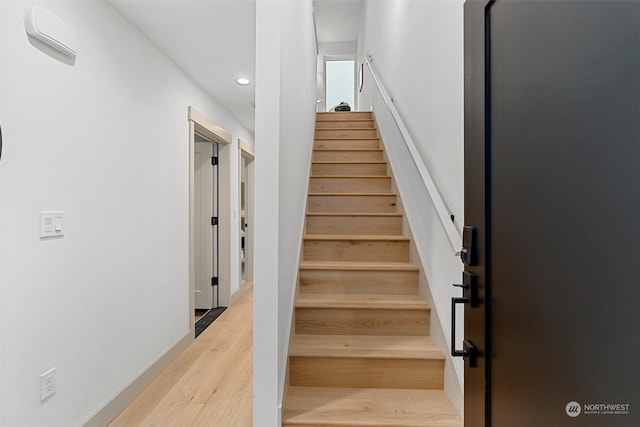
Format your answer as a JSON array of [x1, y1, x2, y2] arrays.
[[277, 0, 318, 401], [0, 1, 252, 425], [357, 0, 465, 412], [359, 0, 463, 219], [319, 41, 357, 57], [254, 0, 317, 425], [253, 0, 282, 423]]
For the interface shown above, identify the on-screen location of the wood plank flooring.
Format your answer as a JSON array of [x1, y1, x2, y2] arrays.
[[109, 283, 253, 427]]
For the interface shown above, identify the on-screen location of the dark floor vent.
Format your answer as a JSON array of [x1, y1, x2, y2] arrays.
[[194, 307, 226, 338]]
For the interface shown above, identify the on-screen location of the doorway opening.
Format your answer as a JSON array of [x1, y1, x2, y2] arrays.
[[239, 140, 255, 285], [325, 59, 355, 111], [188, 107, 232, 338], [194, 135, 218, 311]]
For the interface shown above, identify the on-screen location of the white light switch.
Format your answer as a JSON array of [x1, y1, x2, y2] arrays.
[[44, 217, 53, 233], [40, 211, 64, 238]]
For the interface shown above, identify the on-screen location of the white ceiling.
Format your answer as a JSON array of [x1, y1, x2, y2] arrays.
[[108, 0, 364, 134], [314, 0, 364, 44]]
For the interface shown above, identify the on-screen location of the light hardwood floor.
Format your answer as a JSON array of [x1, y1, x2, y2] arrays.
[[109, 283, 253, 427]]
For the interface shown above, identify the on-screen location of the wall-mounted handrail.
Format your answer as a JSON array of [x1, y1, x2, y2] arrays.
[[312, 9, 319, 56], [365, 55, 461, 254]]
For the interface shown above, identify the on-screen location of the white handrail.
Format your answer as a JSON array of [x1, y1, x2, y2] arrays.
[[364, 55, 461, 254]]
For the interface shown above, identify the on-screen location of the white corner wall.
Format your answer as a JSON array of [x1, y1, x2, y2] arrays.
[[357, 0, 465, 412], [254, 0, 316, 425], [359, 0, 464, 220], [0, 1, 252, 425], [277, 0, 317, 401]]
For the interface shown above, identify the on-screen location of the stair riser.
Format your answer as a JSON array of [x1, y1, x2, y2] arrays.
[[315, 120, 375, 129], [316, 112, 372, 121], [304, 240, 409, 262], [309, 177, 391, 193], [311, 163, 387, 176], [314, 139, 380, 150], [308, 195, 397, 213], [315, 129, 378, 139], [295, 308, 430, 336], [299, 270, 418, 295], [305, 215, 402, 235], [290, 357, 444, 390], [312, 150, 383, 162], [283, 387, 463, 427]]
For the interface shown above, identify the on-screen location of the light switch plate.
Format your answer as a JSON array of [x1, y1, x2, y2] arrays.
[[40, 211, 64, 238]]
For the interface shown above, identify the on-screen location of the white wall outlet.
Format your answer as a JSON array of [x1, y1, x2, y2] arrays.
[[40, 367, 56, 402]]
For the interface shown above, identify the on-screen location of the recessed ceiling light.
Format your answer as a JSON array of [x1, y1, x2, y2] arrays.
[[236, 78, 250, 86]]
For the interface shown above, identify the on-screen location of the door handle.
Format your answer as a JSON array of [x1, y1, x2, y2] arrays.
[[451, 296, 478, 367], [453, 271, 479, 307]]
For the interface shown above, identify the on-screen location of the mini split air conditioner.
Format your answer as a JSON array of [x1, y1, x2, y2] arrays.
[[24, 4, 77, 58]]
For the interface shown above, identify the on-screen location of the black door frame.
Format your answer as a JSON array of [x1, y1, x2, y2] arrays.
[[463, 1, 493, 425]]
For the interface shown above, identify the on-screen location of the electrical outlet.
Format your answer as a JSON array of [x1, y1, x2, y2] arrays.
[[40, 367, 56, 402]]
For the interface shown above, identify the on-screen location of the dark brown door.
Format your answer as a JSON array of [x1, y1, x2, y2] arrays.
[[464, 1, 640, 426]]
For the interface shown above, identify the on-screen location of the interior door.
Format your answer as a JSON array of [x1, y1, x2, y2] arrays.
[[195, 140, 215, 310], [464, 1, 640, 426]]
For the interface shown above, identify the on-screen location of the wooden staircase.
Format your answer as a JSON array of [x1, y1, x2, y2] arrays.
[[282, 112, 463, 427]]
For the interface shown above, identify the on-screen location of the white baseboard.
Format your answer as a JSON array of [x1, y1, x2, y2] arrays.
[[230, 280, 253, 305], [81, 331, 193, 426], [229, 289, 242, 306]]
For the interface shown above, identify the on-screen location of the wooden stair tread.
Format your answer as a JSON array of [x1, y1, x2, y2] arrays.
[[309, 177, 391, 193], [315, 127, 377, 131], [303, 234, 409, 241], [316, 120, 375, 127], [314, 146, 382, 149], [314, 138, 380, 141], [290, 334, 444, 359], [314, 136, 378, 140], [305, 212, 402, 217], [316, 112, 372, 118], [300, 260, 419, 271], [312, 161, 387, 164], [313, 148, 383, 151], [296, 293, 429, 310], [308, 192, 396, 196], [310, 175, 389, 178], [315, 119, 374, 122], [315, 118, 374, 122], [283, 387, 462, 427]]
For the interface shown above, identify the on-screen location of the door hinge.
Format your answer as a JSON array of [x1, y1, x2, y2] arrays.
[[211, 216, 218, 226], [211, 156, 218, 166], [211, 277, 219, 287]]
